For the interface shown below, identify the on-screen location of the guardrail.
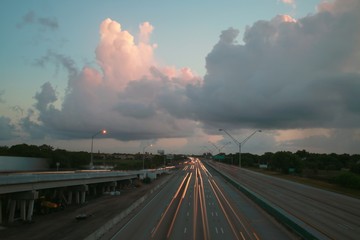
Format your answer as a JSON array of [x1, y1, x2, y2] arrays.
[[206, 162, 321, 240], [0, 171, 141, 185]]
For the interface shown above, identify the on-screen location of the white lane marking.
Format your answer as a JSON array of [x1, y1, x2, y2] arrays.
[[184, 227, 187, 233], [215, 212, 218, 216], [338, 223, 353, 230], [187, 211, 189, 216], [211, 212, 214, 217], [221, 228, 224, 234], [215, 227, 219, 234]]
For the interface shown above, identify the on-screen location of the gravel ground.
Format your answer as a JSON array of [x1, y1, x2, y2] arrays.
[[0, 175, 171, 240]]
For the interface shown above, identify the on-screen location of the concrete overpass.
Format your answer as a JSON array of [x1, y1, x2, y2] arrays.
[[0, 168, 172, 224], [0, 170, 140, 194]]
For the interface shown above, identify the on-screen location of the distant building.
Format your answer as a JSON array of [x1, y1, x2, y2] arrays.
[[112, 154, 135, 160], [259, 164, 268, 169]]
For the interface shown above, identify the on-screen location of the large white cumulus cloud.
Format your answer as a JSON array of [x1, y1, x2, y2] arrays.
[[27, 19, 201, 140], [185, 0, 360, 131]]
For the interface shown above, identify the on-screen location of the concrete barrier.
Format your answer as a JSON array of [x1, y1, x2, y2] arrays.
[[206, 163, 323, 240]]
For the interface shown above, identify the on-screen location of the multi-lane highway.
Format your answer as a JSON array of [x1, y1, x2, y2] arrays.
[[208, 160, 360, 240], [109, 158, 296, 240]]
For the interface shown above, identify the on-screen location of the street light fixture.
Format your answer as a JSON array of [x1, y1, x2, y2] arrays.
[[219, 129, 261, 168], [208, 141, 231, 154], [142, 143, 152, 170], [90, 129, 107, 169], [202, 146, 214, 154]]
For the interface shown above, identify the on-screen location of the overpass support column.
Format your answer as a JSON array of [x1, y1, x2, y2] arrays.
[[67, 191, 73, 205], [75, 192, 80, 204], [81, 191, 86, 204], [20, 200, 26, 221], [70, 185, 88, 205], [0, 199, 3, 224], [80, 185, 88, 204], [27, 199, 35, 222], [92, 185, 97, 196], [8, 200, 16, 223], [9, 191, 38, 223], [110, 181, 117, 192]]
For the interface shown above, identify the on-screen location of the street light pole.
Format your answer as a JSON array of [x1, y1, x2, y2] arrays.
[[90, 129, 107, 169], [202, 146, 214, 155], [208, 141, 219, 153], [219, 129, 261, 168], [208, 141, 231, 154], [142, 143, 152, 170], [219, 141, 231, 153]]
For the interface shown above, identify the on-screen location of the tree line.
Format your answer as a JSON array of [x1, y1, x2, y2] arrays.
[[215, 150, 360, 173], [213, 150, 360, 190], [0, 144, 90, 169], [0, 143, 185, 170]]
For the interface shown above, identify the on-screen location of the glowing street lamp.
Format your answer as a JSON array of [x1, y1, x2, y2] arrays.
[[219, 129, 261, 168], [90, 129, 107, 169]]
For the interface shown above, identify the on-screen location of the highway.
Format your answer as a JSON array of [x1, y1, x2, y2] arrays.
[[208, 160, 360, 240], [109, 158, 296, 240]]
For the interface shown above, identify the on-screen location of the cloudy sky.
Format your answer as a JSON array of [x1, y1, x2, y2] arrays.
[[1, 0, 360, 155]]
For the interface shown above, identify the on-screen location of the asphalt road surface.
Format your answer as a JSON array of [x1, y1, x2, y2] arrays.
[[108, 158, 296, 240], [208, 160, 360, 240]]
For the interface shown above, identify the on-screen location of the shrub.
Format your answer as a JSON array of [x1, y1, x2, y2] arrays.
[[333, 172, 360, 189]]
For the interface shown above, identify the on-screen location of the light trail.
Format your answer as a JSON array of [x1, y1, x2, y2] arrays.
[[151, 172, 189, 238], [211, 179, 257, 239], [197, 166, 210, 239], [166, 172, 192, 238], [193, 164, 199, 240], [208, 178, 240, 240]]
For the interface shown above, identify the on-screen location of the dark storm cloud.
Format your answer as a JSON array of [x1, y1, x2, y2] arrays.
[[33, 50, 78, 80], [34, 82, 57, 113], [183, 1, 360, 131], [17, 11, 59, 31], [0, 90, 5, 103], [20, 109, 46, 139], [284, 129, 360, 154], [0, 116, 16, 140]]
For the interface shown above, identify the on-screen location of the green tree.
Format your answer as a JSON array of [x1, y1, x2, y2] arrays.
[[295, 149, 310, 159], [260, 152, 273, 165], [333, 172, 360, 189], [270, 151, 302, 174], [0, 146, 9, 155]]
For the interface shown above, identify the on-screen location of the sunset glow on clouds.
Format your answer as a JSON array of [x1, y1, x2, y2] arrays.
[[96, 19, 156, 89], [1, 0, 360, 154], [281, 0, 295, 4], [29, 18, 202, 145]]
